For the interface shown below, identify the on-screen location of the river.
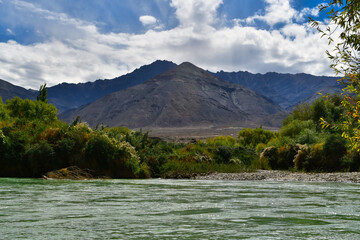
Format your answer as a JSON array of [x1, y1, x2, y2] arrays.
[[1, 178, 360, 239]]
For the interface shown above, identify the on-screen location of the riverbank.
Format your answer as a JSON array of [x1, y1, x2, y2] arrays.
[[44, 167, 360, 183], [193, 170, 360, 183]]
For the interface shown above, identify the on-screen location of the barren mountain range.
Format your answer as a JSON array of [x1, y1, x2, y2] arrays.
[[214, 71, 341, 110], [61, 62, 285, 128], [0, 60, 341, 129]]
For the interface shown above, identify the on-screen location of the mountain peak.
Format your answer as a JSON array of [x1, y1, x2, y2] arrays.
[[178, 61, 196, 67], [164, 61, 209, 78], [177, 62, 202, 71]]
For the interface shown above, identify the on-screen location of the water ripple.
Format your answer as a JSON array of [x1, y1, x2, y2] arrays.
[[0, 178, 360, 239]]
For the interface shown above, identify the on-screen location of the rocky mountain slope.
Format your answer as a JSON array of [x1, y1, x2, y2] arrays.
[[0, 79, 37, 102], [47, 60, 177, 112], [214, 71, 340, 110], [61, 62, 285, 128]]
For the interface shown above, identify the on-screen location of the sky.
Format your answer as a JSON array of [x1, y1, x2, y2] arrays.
[[0, 0, 334, 89]]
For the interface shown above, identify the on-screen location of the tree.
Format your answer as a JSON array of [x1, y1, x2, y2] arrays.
[[6, 98, 57, 122], [311, 1, 360, 150], [37, 84, 48, 103]]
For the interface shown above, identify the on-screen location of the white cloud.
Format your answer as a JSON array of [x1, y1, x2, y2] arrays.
[[295, 6, 320, 22], [245, 0, 319, 26], [246, 0, 296, 26], [139, 15, 157, 26], [170, 0, 223, 30], [0, 0, 335, 90]]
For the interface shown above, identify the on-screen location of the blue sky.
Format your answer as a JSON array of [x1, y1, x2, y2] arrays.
[[0, 0, 332, 89]]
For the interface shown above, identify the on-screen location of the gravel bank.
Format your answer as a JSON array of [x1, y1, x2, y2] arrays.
[[194, 170, 360, 183]]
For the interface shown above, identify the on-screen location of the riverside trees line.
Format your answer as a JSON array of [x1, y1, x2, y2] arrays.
[[0, 92, 359, 179]]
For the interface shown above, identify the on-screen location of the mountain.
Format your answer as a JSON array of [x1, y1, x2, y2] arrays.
[[47, 60, 177, 112], [0, 79, 37, 102], [214, 71, 341, 109], [304, 84, 343, 104], [61, 62, 285, 128]]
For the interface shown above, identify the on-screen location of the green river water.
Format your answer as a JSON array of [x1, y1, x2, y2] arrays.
[[0, 178, 360, 239]]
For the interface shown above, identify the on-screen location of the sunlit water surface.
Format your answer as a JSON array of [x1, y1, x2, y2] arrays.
[[1, 178, 360, 239]]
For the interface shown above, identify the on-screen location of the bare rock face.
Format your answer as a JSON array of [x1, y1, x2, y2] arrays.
[[61, 62, 284, 128]]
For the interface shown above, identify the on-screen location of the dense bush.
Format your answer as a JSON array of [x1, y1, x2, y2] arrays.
[[322, 135, 347, 171], [0, 90, 356, 178], [238, 127, 278, 148], [6, 97, 57, 123], [259, 94, 356, 172], [85, 133, 144, 178], [0, 96, 150, 178], [258, 145, 297, 170], [280, 120, 315, 138]]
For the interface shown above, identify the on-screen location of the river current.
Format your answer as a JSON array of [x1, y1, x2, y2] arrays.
[[1, 178, 360, 239]]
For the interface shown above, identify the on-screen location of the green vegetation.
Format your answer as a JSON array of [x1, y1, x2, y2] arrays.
[[0, 94, 258, 178], [258, 95, 360, 172], [1, 91, 360, 178], [0, 95, 148, 178], [311, 1, 360, 151]]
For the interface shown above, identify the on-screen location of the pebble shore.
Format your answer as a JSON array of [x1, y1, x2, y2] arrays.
[[193, 170, 360, 183]]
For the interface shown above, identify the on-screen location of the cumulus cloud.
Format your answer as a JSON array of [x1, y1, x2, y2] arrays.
[[246, 0, 296, 26], [245, 0, 319, 26], [139, 15, 157, 26], [170, 0, 223, 30], [0, 0, 335, 90]]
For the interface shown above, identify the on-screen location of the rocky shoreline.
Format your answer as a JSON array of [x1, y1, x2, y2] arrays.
[[193, 170, 360, 183], [43, 167, 360, 183]]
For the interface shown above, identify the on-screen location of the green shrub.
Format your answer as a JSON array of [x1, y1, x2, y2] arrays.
[[296, 128, 319, 145], [85, 133, 142, 178], [322, 134, 347, 171], [160, 160, 245, 177], [293, 144, 310, 170], [276, 144, 298, 169], [308, 143, 325, 171], [206, 136, 237, 146], [294, 143, 324, 171], [238, 127, 278, 148], [25, 141, 58, 177], [280, 120, 316, 138], [290, 102, 312, 121], [213, 146, 233, 163], [231, 146, 256, 166], [259, 145, 297, 170], [107, 126, 131, 141], [0, 98, 10, 121], [259, 147, 277, 169], [6, 97, 57, 122], [340, 151, 360, 171], [255, 142, 267, 153], [266, 136, 295, 148]]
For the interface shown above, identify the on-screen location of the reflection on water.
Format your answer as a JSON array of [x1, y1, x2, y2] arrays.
[[1, 178, 360, 239]]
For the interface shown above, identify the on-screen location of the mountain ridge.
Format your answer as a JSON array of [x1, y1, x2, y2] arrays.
[[61, 62, 285, 128], [1, 60, 342, 129], [0, 79, 37, 102], [47, 60, 177, 112], [214, 70, 340, 109]]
